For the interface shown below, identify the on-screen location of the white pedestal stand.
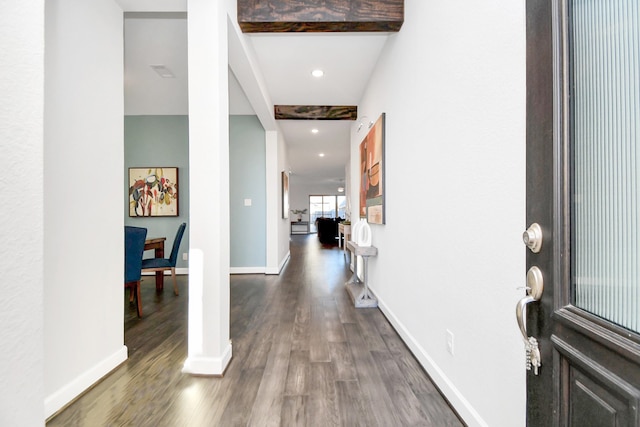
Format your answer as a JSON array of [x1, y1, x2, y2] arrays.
[[345, 241, 378, 308]]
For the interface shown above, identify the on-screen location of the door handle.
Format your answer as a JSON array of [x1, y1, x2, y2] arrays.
[[516, 266, 544, 375], [516, 294, 536, 344], [516, 266, 543, 343]]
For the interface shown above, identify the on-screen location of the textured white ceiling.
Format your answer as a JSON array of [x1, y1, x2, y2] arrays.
[[124, 16, 188, 115], [124, 13, 390, 184]]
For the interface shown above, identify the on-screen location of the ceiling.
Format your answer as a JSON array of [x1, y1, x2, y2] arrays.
[[123, 12, 391, 187]]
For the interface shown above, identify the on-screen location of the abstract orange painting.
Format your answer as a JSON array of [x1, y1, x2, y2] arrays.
[[358, 113, 385, 224]]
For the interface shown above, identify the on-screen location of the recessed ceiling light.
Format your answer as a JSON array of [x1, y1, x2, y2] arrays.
[[338, 187, 345, 193], [311, 69, 324, 78], [319, 153, 325, 157], [311, 128, 319, 134], [150, 64, 175, 78]]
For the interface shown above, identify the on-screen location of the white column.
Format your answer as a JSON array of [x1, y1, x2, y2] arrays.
[[183, 0, 232, 375]]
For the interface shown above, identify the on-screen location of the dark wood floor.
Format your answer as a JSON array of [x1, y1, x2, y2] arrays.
[[48, 234, 464, 426]]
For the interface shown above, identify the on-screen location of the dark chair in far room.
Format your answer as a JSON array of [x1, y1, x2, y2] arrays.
[[142, 222, 186, 296], [125, 225, 147, 318], [315, 217, 342, 245]]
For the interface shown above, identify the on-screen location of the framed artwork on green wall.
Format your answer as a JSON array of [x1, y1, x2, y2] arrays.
[[129, 167, 179, 217]]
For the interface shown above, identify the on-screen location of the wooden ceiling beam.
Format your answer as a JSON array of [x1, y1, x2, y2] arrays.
[[238, 0, 403, 33], [274, 105, 357, 120]]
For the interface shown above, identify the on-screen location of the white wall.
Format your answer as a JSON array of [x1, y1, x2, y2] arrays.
[[0, 2, 45, 425], [227, 11, 290, 275], [352, 1, 526, 426], [276, 130, 292, 268], [266, 128, 292, 274], [44, 0, 126, 418]]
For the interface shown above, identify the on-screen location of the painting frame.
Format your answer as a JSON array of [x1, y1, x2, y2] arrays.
[[282, 170, 290, 219], [359, 113, 385, 224], [128, 167, 179, 217]]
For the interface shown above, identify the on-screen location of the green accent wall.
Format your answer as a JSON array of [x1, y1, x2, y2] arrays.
[[124, 115, 189, 268], [124, 115, 266, 270], [229, 115, 266, 268]]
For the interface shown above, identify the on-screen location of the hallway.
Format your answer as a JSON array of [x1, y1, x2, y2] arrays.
[[48, 235, 463, 426]]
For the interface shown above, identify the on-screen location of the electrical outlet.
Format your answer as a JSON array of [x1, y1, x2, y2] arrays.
[[446, 330, 455, 356], [182, 252, 188, 261]]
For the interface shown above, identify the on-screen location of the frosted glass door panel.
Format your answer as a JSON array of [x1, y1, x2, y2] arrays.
[[571, 0, 640, 332]]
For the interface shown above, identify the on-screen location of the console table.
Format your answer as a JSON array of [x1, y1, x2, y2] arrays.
[[345, 241, 378, 308], [290, 221, 309, 234], [338, 223, 351, 255]]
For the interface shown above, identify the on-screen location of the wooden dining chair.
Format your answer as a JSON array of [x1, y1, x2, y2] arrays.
[[142, 222, 186, 296], [125, 226, 147, 317]]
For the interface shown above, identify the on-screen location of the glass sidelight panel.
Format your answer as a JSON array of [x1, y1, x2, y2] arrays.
[[309, 195, 346, 233], [570, 0, 640, 332]]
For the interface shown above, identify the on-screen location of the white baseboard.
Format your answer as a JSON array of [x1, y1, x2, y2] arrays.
[[231, 251, 291, 275], [45, 345, 128, 420], [266, 251, 290, 275], [182, 341, 232, 376], [230, 266, 266, 275], [376, 296, 488, 427]]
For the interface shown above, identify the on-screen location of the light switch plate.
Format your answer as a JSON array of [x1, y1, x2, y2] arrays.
[[244, 199, 252, 206]]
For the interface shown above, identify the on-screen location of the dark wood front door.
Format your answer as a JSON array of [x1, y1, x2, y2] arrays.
[[526, 1, 640, 425]]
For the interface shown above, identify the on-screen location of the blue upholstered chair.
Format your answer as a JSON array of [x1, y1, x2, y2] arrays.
[[142, 222, 186, 296], [125, 226, 147, 317]]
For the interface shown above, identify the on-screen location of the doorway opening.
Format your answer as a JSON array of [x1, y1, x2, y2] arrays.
[[309, 195, 347, 232]]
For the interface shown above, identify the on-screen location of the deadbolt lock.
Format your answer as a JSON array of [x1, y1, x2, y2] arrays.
[[523, 223, 543, 253]]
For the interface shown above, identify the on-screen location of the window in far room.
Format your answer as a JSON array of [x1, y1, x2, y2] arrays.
[[309, 195, 346, 233]]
